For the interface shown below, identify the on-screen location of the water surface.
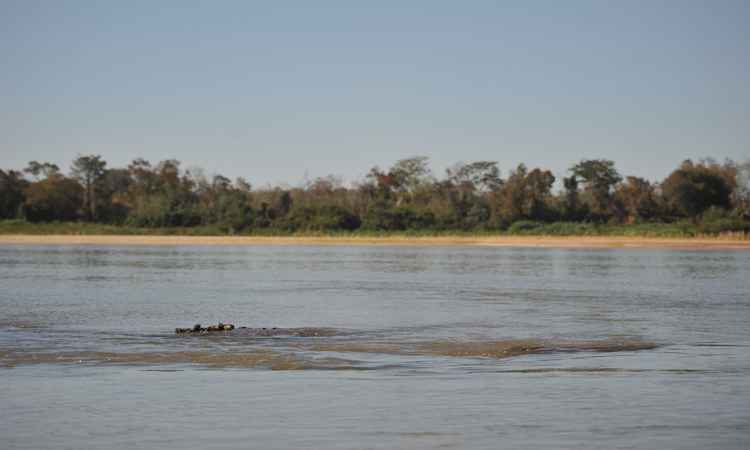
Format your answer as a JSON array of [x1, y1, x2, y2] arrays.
[[1, 245, 749, 449]]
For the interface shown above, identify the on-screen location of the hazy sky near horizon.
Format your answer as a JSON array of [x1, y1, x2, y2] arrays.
[[1, 1, 748, 186]]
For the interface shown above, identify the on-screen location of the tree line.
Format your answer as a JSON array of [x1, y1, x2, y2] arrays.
[[1, 155, 749, 233]]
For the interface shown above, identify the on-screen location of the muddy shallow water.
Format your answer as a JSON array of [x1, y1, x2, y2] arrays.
[[1, 245, 749, 449]]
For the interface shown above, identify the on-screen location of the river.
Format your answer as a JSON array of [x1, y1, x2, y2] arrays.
[[1, 244, 749, 449]]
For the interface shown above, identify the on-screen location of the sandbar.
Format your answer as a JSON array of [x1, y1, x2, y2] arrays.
[[0, 234, 748, 250]]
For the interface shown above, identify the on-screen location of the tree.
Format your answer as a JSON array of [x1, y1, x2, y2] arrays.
[[235, 177, 252, 193], [496, 164, 528, 223], [0, 170, 28, 219], [390, 156, 432, 193], [697, 158, 738, 200], [98, 168, 132, 224], [661, 160, 732, 218], [524, 168, 556, 221], [735, 160, 750, 212], [3, 154, 747, 232], [214, 189, 254, 232], [128, 158, 158, 196], [212, 174, 232, 191], [570, 159, 622, 220], [155, 159, 182, 190], [23, 175, 83, 222], [71, 154, 107, 221], [282, 205, 360, 232], [446, 161, 502, 193], [24, 161, 60, 180], [464, 199, 491, 230], [495, 164, 555, 223], [362, 167, 396, 207], [378, 156, 435, 207], [560, 175, 583, 221], [123, 159, 201, 227], [615, 176, 659, 222]]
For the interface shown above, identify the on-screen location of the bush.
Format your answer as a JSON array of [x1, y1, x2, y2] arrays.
[[535, 222, 598, 236], [698, 207, 750, 234], [280, 205, 361, 232], [361, 206, 435, 231], [507, 220, 543, 234]]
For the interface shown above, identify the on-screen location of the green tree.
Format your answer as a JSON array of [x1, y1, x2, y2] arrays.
[[0, 170, 28, 219], [524, 168, 556, 220], [735, 160, 750, 213], [124, 159, 201, 227], [71, 154, 107, 221], [277, 191, 293, 217], [615, 176, 659, 222], [23, 175, 83, 222], [24, 161, 60, 180], [495, 164, 555, 223], [214, 189, 254, 232], [382, 156, 434, 207], [127, 158, 159, 196], [197, 175, 254, 232], [560, 175, 584, 221], [446, 161, 502, 193], [570, 159, 622, 220], [662, 160, 731, 218], [282, 205, 360, 232], [497, 164, 528, 223], [98, 168, 133, 224], [390, 156, 432, 193]]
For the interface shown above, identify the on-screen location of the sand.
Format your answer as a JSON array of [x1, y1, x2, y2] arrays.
[[0, 234, 748, 249]]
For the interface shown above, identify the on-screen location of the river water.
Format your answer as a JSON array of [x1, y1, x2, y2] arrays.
[[1, 244, 749, 449]]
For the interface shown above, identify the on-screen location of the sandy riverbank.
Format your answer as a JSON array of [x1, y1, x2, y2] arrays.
[[0, 234, 749, 249]]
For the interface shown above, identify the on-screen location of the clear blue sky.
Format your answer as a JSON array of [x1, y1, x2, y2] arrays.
[[2, 1, 748, 186]]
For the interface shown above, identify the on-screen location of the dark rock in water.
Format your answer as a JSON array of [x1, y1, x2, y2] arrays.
[[174, 324, 337, 337], [175, 323, 237, 334], [225, 327, 338, 337]]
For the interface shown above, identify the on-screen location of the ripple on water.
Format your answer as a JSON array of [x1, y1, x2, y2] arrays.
[[0, 337, 659, 370], [310, 338, 658, 359], [0, 349, 360, 370]]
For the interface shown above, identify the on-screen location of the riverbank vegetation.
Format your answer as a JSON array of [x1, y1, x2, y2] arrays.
[[1, 156, 749, 237], [1, 219, 748, 239]]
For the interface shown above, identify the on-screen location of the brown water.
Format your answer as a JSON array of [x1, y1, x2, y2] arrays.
[[1, 245, 749, 449]]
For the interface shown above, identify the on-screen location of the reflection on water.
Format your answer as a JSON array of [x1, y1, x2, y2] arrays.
[[1, 245, 749, 450]]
